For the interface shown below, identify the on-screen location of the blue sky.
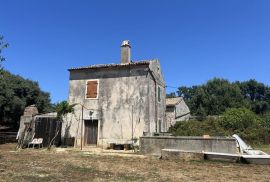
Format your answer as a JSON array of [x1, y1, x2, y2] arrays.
[[1, 0, 270, 103]]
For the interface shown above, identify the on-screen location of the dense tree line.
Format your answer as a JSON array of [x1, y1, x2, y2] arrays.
[[0, 35, 53, 129], [168, 78, 270, 144], [168, 78, 270, 116], [0, 70, 53, 129]]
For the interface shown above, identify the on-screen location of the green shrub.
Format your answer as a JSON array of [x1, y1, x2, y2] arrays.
[[170, 118, 227, 137], [170, 108, 270, 144], [221, 108, 261, 132]]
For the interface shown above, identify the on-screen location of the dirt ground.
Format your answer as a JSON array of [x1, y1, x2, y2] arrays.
[[0, 144, 270, 182]]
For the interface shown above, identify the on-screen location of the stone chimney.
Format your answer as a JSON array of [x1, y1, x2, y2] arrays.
[[120, 40, 131, 64]]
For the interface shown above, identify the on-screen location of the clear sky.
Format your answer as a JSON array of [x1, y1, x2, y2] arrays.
[[1, 0, 270, 103]]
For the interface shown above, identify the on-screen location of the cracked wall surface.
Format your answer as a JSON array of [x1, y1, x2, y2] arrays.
[[62, 60, 166, 148]]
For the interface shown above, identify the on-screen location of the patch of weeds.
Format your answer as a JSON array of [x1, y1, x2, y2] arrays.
[[79, 166, 97, 173], [117, 174, 146, 182], [68, 165, 98, 173], [65, 164, 116, 179], [37, 169, 52, 175], [189, 159, 246, 167], [20, 174, 56, 182]]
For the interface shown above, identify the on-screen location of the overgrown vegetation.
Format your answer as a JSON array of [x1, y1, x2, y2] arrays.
[[55, 101, 76, 121], [48, 101, 76, 149], [170, 108, 270, 144], [0, 70, 53, 129], [0, 35, 53, 130], [173, 78, 270, 116], [168, 78, 270, 144]]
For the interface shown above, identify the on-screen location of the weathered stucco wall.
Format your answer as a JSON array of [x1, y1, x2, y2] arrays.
[[165, 107, 175, 130], [62, 60, 166, 148], [140, 136, 238, 156], [148, 60, 166, 133], [165, 99, 190, 131], [175, 100, 190, 120]]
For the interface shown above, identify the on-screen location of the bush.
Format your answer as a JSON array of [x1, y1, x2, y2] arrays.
[[170, 108, 270, 144], [221, 108, 261, 132], [170, 118, 227, 137]]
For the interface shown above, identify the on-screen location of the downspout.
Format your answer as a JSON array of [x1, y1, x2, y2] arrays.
[[148, 69, 158, 133]]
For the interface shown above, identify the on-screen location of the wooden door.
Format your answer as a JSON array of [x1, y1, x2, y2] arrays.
[[84, 120, 98, 145]]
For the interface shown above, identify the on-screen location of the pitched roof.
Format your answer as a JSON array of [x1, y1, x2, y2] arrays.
[[68, 60, 156, 71], [166, 97, 183, 106]]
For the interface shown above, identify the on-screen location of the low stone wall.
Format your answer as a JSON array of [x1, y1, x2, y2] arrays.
[[140, 136, 238, 156]]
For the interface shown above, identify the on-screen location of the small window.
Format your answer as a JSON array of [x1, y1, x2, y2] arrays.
[[158, 120, 161, 133], [157, 86, 161, 102], [86, 80, 98, 99]]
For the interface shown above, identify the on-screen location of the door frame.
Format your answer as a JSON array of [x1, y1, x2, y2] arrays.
[[84, 119, 99, 146]]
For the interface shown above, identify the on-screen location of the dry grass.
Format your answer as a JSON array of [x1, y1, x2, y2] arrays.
[[0, 143, 270, 182]]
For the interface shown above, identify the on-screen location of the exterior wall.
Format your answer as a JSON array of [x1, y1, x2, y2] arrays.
[[165, 100, 190, 131], [62, 61, 166, 148], [175, 100, 190, 120], [140, 136, 239, 156], [17, 105, 39, 144], [165, 107, 175, 130], [17, 115, 33, 141], [148, 60, 166, 133]]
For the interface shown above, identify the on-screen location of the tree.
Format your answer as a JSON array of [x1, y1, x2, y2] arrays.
[[222, 108, 260, 132], [177, 86, 197, 101], [166, 92, 176, 98], [236, 79, 270, 114], [0, 70, 53, 129], [55, 101, 76, 120], [0, 35, 8, 70], [177, 78, 246, 116]]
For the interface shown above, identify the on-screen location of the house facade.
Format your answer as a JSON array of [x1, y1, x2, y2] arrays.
[[165, 97, 190, 130], [62, 41, 166, 148]]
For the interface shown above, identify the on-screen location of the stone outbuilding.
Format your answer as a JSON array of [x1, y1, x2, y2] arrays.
[[165, 97, 190, 130], [62, 40, 166, 148], [17, 105, 61, 148]]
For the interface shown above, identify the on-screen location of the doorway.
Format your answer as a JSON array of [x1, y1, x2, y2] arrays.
[[84, 120, 98, 146]]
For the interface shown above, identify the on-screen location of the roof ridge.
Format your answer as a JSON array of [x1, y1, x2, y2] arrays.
[[68, 60, 155, 71], [166, 97, 183, 106]]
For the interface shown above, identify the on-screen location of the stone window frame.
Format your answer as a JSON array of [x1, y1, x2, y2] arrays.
[[85, 79, 99, 100]]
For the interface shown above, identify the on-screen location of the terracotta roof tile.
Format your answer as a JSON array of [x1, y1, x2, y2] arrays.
[[166, 97, 183, 106]]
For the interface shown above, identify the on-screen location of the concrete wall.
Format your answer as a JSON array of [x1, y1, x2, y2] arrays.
[[62, 60, 166, 148], [140, 136, 238, 156]]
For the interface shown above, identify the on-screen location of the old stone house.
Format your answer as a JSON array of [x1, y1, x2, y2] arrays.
[[62, 41, 166, 148], [165, 97, 190, 130]]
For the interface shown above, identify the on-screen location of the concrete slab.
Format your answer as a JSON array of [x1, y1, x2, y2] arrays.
[[161, 149, 204, 161]]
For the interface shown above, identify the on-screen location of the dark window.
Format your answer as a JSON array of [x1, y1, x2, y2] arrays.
[[159, 120, 161, 132], [157, 86, 161, 102], [86, 80, 98, 98]]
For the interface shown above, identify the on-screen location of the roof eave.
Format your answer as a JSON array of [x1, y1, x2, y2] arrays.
[[68, 61, 153, 71]]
